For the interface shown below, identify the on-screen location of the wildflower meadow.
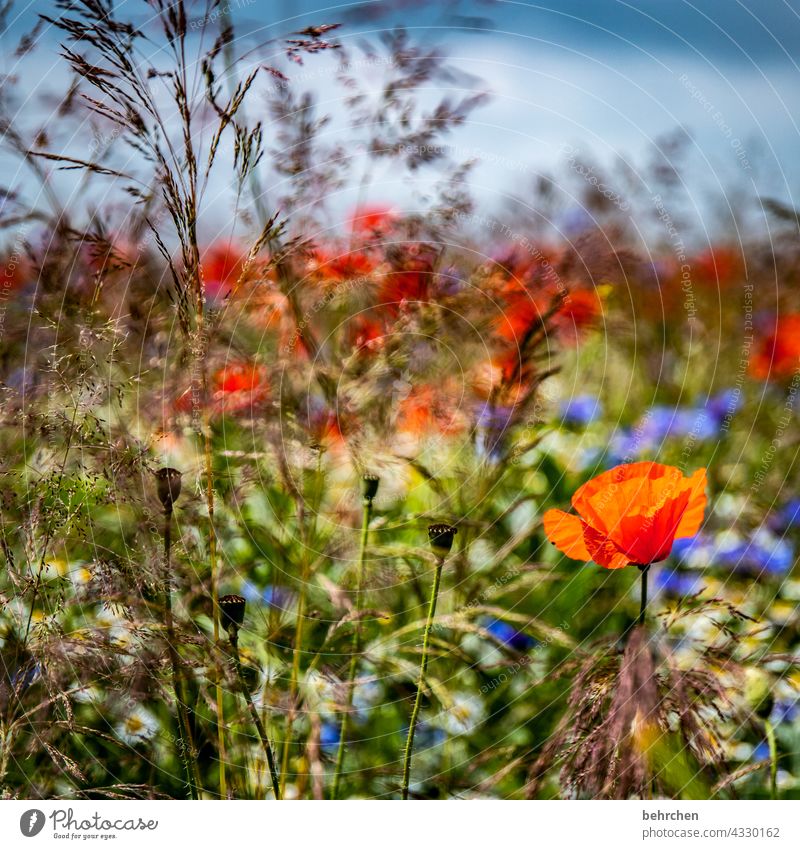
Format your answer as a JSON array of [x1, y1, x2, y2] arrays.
[[1, 0, 800, 810]]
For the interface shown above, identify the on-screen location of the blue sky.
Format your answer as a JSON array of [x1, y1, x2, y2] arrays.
[[2, 0, 800, 239]]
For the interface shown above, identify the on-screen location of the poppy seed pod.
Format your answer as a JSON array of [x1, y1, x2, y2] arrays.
[[362, 473, 380, 502], [219, 594, 246, 635], [155, 467, 182, 513], [428, 524, 457, 556]]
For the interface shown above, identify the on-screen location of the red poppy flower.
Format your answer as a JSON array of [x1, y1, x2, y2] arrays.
[[379, 265, 431, 312], [750, 314, 800, 381], [555, 289, 601, 338], [306, 404, 346, 449], [349, 204, 396, 235], [350, 317, 385, 353], [174, 362, 268, 417], [202, 242, 245, 300], [377, 245, 436, 314], [495, 289, 542, 342], [327, 251, 375, 281], [212, 362, 268, 414], [692, 246, 741, 288], [396, 384, 464, 436], [543, 462, 707, 569], [495, 279, 600, 345], [1, 252, 31, 293], [307, 246, 376, 284]]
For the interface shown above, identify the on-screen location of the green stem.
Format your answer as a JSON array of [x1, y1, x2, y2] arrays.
[[163, 512, 202, 799], [280, 576, 305, 796], [230, 632, 282, 799], [401, 555, 445, 800], [638, 564, 649, 626], [765, 718, 778, 800], [202, 413, 227, 799], [331, 498, 373, 799]]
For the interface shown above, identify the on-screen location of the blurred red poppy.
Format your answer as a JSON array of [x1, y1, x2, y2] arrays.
[[750, 314, 800, 381], [397, 384, 464, 435], [379, 252, 434, 313], [554, 288, 602, 343], [307, 246, 376, 285], [495, 288, 542, 342], [692, 246, 742, 288], [174, 362, 268, 417], [350, 204, 396, 235], [307, 404, 346, 449], [328, 251, 375, 281], [203, 242, 245, 300], [212, 362, 268, 414], [350, 317, 385, 353], [496, 284, 600, 345], [1, 252, 31, 294]]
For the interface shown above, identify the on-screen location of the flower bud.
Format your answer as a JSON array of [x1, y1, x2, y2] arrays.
[[428, 524, 457, 556], [362, 474, 380, 502], [219, 594, 246, 636], [155, 467, 182, 512]]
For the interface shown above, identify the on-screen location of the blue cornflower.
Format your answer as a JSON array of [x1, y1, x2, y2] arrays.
[[607, 427, 641, 463], [705, 389, 742, 427], [643, 406, 716, 442], [482, 617, 536, 652], [717, 530, 793, 577], [475, 403, 515, 462], [653, 568, 704, 598], [241, 581, 293, 610], [320, 722, 341, 753], [559, 395, 602, 427], [610, 390, 740, 460], [771, 698, 800, 725], [671, 533, 715, 567], [768, 498, 800, 533]]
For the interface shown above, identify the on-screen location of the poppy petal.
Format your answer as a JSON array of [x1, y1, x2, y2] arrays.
[[582, 523, 632, 569], [612, 485, 691, 563], [573, 461, 680, 533], [543, 509, 592, 560]]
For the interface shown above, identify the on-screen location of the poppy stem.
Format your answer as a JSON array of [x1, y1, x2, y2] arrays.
[[280, 567, 307, 796], [229, 631, 282, 799], [638, 564, 650, 626], [401, 554, 445, 800], [202, 424, 228, 799], [163, 510, 202, 799], [331, 496, 373, 799], [765, 718, 778, 799]]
